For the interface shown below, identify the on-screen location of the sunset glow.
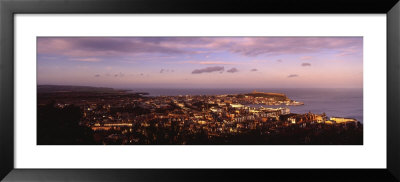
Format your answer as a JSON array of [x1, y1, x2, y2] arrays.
[[37, 37, 363, 88]]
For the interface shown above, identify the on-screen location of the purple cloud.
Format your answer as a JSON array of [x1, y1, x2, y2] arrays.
[[183, 61, 233, 65], [160, 69, 174, 73], [288, 74, 299, 78], [114, 72, 125, 77], [37, 37, 362, 59], [71, 57, 101, 62], [94, 74, 101, 77], [227, 68, 239, 73], [37, 37, 363, 89], [37, 37, 189, 58], [192, 66, 224, 74], [226, 37, 362, 57]]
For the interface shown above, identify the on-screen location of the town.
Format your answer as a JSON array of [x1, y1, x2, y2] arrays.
[[37, 86, 363, 145]]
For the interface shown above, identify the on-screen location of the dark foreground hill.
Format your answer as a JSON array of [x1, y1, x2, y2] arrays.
[[37, 85, 127, 93]]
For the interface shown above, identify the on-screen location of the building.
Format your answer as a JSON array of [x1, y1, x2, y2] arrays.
[[330, 117, 357, 124]]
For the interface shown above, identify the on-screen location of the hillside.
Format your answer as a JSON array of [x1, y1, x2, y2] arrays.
[[37, 85, 125, 93], [243, 91, 289, 101]]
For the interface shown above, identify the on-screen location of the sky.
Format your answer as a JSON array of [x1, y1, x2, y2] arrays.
[[37, 37, 363, 89]]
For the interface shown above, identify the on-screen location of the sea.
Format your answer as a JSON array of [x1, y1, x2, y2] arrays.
[[128, 88, 363, 123]]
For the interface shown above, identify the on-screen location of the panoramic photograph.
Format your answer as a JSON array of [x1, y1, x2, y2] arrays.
[[37, 37, 363, 145]]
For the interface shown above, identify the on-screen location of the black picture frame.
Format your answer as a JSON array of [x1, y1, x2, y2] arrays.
[[1, 0, 399, 181]]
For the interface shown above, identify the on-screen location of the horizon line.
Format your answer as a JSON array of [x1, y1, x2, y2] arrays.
[[37, 84, 363, 90]]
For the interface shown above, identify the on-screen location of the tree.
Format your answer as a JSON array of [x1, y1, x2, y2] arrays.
[[37, 102, 96, 145]]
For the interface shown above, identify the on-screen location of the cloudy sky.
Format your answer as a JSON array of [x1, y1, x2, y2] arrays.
[[37, 37, 363, 89]]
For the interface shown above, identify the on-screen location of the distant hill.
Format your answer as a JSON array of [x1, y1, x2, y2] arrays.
[[37, 85, 126, 93], [243, 91, 289, 101]]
